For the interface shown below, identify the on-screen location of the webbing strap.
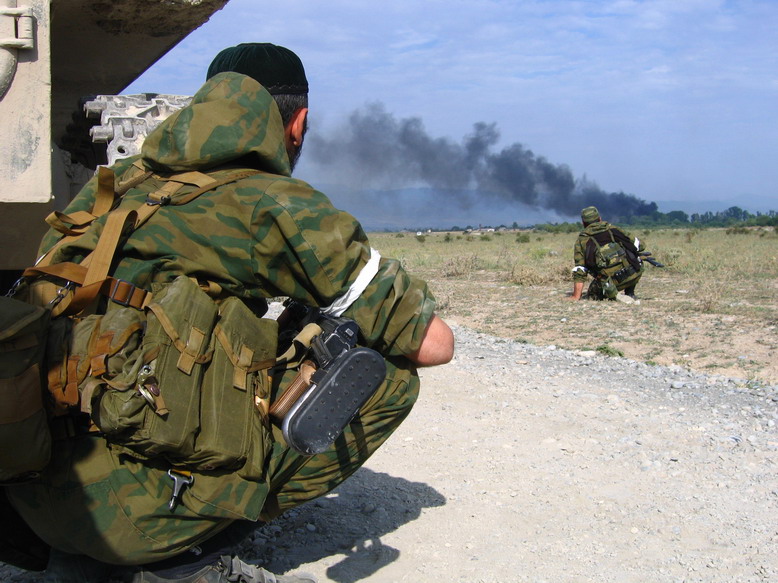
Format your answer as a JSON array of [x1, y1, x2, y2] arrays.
[[39, 167, 119, 267], [145, 170, 261, 207], [83, 208, 135, 287], [117, 162, 153, 196], [59, 209, 137, 316], [93, 166, 117, 217], [45, 210, 98, 236], [275, 322, 322, 370], [30, 167, 261, 315], [158, 170, 214, 188], [21, 263, 152, 310]]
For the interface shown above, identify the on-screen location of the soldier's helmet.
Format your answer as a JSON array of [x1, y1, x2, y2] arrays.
[[581, 206, 601, 224]]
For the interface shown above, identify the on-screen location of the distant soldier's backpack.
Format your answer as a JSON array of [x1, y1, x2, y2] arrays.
[[584, 228, 642, 284]]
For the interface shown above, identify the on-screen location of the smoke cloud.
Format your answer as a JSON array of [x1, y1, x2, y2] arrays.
[[306, 103, 657, 223]]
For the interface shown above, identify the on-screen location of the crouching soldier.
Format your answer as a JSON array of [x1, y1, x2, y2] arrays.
[[569, 206, 645, 301], [1, 43, 454, 583]]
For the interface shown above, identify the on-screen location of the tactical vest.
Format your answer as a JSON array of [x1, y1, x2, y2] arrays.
[[0, 163, 278, 485]]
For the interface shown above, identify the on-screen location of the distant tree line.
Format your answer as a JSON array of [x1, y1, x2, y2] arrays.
[[688, 207, 777, 227], [620, 206, 778, 228], [393, 206, 777, 233], [526, 206, 778, 233]]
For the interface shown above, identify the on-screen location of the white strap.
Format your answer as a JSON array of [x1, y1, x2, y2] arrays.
[[320, 248, 381, 317]]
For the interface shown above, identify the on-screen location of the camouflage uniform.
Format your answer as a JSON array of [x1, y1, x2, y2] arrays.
[[6, 73, 436, 565], [572, 220, 645, 299]]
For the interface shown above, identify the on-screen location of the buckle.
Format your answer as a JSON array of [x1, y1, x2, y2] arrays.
[[109, 279, 136, 307], [145, 195, 172, 206]]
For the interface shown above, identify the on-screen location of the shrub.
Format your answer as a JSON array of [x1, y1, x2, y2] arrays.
[[530, 248, 551, 261], [444, 255, 480, 277], [509, 263, 568, 286], [661, 248, 682, 267], [596, 344, 624, 357]]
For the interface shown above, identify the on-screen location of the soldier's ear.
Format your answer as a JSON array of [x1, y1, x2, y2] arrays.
[[286, 108, 308, 147]]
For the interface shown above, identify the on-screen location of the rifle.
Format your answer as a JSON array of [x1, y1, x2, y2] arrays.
[[639, 251, 665, 268]]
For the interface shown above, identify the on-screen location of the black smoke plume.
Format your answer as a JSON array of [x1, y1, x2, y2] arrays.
[[307, 103, 657, 222]]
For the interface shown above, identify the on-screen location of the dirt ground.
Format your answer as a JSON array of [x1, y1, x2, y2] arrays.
[[244, 326, 778, 583], [3, 259, 777, 583], [5, 321, 775, 583], [425, 268, 778, 386]]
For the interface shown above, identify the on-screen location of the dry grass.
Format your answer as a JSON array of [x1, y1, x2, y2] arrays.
[[370, 227, 778, 384]]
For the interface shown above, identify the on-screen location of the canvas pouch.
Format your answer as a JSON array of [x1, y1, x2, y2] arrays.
[[0, 296, 52, 483], [84, 276, 276, 475]]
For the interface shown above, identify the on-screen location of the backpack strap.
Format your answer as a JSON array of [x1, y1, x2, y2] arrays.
[[37, 166, 153, 268], [584, 228, 629, 273], [28, 165, 261, 316]]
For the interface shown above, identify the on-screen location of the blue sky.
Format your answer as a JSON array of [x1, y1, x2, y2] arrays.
[[126, 0, 778, 225]]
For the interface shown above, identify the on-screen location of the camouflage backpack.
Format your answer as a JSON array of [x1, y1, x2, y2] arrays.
[[0, 164, 278, 484], [585, 229, 641, 281]]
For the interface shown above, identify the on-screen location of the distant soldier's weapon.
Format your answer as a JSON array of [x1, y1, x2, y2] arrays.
[[639, 251, 665, 268]]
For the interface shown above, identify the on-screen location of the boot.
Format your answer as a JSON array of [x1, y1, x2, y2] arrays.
[[133, 554, 317, 583]]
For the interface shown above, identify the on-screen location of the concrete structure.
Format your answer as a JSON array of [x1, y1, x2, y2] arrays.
[[0, 0, 229, 272]]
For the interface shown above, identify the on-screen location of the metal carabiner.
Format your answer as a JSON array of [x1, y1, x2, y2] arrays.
[[49, 281, 75, 308], [4, 276, 24, 298]]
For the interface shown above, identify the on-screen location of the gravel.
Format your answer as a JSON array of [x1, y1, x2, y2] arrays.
[[4, 324, 778, 582]]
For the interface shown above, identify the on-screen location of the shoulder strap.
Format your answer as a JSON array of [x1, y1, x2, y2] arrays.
[[27, 165, 261, 316], [584, 235, 601, 270]]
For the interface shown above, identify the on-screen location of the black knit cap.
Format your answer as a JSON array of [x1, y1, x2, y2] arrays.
[[206, 43, 308, 95]]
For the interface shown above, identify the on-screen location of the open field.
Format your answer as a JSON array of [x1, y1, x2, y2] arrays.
[[4, 226, 777, 583], [370, 227, 778, 385]]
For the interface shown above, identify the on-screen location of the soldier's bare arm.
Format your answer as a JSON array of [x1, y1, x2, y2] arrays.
[[405, 314, 454, 366], [568, 281, 584, 300]]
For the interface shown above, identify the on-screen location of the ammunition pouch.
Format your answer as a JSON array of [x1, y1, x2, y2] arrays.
[[84, 275, 277, 479], [612, 264, 637, 283]]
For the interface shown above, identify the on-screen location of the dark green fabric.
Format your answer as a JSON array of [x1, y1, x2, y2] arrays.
[[0, 295, 51, 483]]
